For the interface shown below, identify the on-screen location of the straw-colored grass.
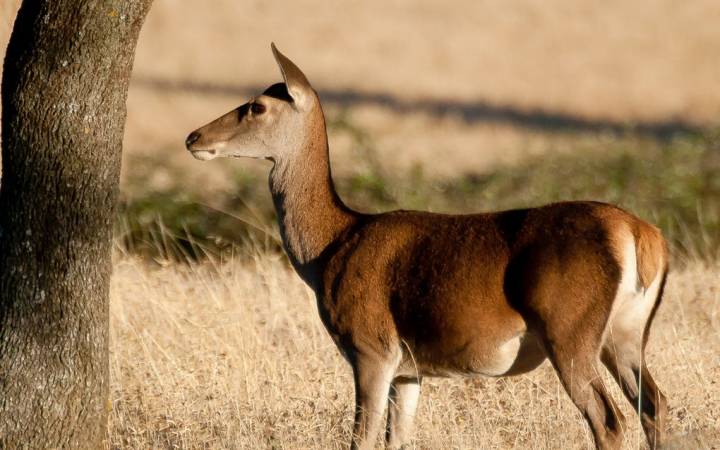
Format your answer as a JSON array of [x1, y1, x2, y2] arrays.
[[109, 253, 719, 449]]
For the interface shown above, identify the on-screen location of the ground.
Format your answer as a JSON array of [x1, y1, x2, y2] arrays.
[[109, 256, 719, 448]]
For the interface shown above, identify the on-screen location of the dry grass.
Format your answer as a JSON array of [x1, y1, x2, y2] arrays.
[[109, 253, 720, 449]]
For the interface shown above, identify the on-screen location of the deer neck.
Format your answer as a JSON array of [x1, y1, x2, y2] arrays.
[[269, 112, 356, 284]]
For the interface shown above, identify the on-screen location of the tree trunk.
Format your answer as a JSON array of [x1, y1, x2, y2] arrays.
[[0, 1, 152, 446]]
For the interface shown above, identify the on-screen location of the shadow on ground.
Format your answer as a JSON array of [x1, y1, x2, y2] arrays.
[[133, 76, 708, 140]]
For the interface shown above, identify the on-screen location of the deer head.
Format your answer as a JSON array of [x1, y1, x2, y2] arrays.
[[185, 43, 319, 162]]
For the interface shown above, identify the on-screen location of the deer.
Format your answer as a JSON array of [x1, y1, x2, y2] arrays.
[[185, 44, 669, 450]]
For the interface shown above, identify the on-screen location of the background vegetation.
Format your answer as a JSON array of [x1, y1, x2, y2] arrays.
[[118, 123, 720, 263]]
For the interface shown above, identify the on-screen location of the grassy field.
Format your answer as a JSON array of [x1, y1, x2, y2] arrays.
[[111, 121, 720, 448], [111, 120, 719, 450], [108, 254, 719, 449]]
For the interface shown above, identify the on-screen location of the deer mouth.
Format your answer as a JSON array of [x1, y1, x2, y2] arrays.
[[189, 148, 217, 161]]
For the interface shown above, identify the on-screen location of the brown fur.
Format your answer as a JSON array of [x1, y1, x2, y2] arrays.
[[186, 44, 669, 450], [634, 221, 668, 289]]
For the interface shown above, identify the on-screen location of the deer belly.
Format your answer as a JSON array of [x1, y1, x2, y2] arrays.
[[408, 332, 546, 378]]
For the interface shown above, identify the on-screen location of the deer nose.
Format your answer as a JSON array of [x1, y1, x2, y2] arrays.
[[185, 131, 201, 149]]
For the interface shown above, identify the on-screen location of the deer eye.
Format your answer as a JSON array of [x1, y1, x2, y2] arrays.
[[250, 103, 266, 115]]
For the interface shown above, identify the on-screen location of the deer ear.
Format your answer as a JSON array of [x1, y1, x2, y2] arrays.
[[271, 43, 313, 108]]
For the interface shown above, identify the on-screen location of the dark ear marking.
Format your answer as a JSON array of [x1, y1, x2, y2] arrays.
[[262, 83, 293, 102]]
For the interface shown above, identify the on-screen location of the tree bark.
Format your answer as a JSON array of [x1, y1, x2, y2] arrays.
[[0, 1, 152, 446]]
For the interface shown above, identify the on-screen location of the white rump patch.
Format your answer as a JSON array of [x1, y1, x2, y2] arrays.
[[617, 232, 641, 297], [606, 230, 662, 343]]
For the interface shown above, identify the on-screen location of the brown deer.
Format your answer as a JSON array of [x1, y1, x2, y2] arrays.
[[185, 44, 669, 450]]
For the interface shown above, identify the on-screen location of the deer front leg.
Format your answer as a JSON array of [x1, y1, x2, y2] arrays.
[[386, 376, 421, 449], [351, 355, 396, 450]]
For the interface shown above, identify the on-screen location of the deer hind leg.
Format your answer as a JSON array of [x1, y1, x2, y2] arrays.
[[601, 346, 667, 449], [350, 353, 398, 450], [546, 340, 625, 450], [385, 376, 422, 450], [511, 252, 626, 447], [602, 272, 668, 449]]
